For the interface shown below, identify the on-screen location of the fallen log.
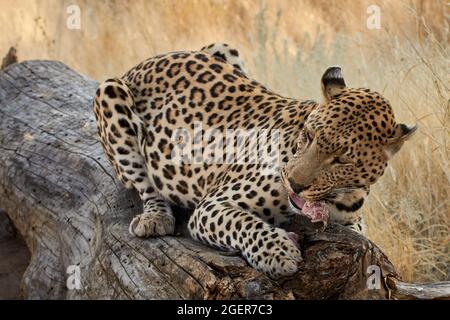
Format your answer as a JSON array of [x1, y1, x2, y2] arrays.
[[0, 60, 448, 299]]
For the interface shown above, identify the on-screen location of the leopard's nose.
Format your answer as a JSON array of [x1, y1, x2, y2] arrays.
[[288, 178, 309, 194]]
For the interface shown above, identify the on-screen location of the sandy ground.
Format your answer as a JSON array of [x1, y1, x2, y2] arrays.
[[0, 211, 30, 300]]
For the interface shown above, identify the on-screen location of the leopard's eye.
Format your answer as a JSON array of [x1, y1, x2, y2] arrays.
[[331, 157, 345, 165], [331, 155, 352, 166]]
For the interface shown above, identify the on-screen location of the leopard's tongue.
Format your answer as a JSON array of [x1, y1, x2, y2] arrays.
[[289, 193, 306, 210]]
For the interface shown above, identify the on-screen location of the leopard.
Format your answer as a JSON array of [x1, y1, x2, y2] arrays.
[[92, 43, 417, 278]]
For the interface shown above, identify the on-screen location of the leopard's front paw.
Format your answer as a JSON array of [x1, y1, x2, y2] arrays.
[[129, 212, 175, 237], [244, 228, 302, 279]]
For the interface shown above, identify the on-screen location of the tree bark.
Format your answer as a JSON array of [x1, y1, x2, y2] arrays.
[[0, 60, 448, 300]]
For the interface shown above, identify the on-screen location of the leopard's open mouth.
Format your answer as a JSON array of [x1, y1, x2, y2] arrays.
[[288, 193, 329, 226], [281, 168, 329, 226]]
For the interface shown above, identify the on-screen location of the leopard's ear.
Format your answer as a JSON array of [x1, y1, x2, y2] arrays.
[[384, 123, 418, 158], [321, 66, 346, 101]]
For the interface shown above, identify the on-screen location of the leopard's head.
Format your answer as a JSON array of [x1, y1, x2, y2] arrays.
[[284, 67, 417, 219]]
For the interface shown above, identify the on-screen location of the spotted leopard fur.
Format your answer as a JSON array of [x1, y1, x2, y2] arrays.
[[93, 44, 416, 278]]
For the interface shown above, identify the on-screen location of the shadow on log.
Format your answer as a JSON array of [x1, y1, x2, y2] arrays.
[[0, 61, 448, 299]]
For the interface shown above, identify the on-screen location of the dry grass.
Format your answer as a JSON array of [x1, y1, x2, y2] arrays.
[[0, 0, 448, 282]]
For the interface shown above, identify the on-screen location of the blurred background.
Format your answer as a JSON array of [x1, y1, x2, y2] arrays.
[[0, 0, 448, 283]]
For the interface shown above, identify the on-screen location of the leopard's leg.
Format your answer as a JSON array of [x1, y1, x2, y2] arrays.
[[93, 78, 175, 237], [188, 193, 302, 279], [200, 43, 248, 75]]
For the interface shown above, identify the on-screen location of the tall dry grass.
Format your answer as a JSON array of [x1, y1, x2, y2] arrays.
[[0, 0, 448, 282]]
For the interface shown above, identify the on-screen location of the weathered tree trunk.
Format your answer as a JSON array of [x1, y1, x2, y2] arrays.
[[0, 60, 448, 300]]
